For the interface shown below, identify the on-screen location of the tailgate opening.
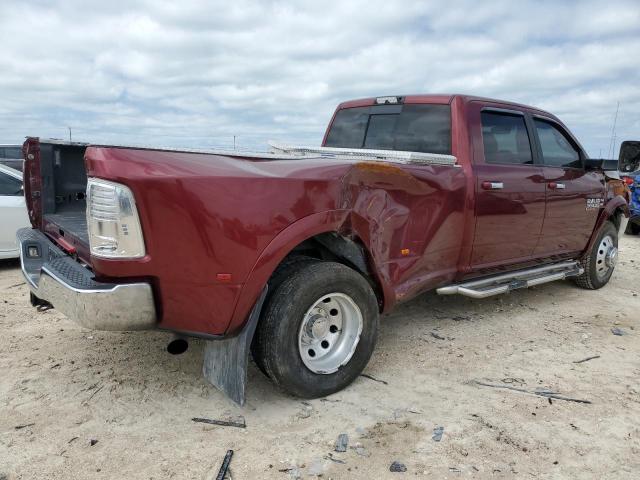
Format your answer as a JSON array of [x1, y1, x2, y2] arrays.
[[33, 141, 90, 254]]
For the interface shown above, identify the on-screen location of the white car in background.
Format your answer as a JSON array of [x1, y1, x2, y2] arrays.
[[0, 164, 30, 259]]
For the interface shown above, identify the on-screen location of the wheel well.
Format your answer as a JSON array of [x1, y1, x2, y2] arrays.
[[274, 232, 384, 309], [610, 208, 624, 231]]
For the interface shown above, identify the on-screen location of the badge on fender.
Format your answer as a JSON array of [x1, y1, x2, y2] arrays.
[[586, 198, 604, 210]]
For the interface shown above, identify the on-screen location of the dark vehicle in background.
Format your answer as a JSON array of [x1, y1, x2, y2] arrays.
[[0, 144, 24, 172], [15, 94, 632, 405]]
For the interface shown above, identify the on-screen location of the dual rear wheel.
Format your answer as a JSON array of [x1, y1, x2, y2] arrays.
[[251, 261, 379, 398]]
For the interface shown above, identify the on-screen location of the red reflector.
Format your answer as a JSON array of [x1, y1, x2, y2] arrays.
[[623, 176, 634, 185], [216, 273, 232, 282], [56, 236, 76, 254]]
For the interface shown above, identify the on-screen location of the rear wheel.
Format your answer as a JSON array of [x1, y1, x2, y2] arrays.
[[253, 261, 379, 398], [574, 221, 618, 290]]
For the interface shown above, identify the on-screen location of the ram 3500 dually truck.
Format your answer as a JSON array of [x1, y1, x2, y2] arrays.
[[17, 94, 630, 405]]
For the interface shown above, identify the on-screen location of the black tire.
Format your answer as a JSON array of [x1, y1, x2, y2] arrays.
[[251, 255, 319, 377], [626, 222, 640, 235], [253, 261, 379, 398], [574, 221, 618, 290]]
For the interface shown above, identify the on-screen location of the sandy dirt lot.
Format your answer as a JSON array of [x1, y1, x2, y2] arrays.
[[1, 235, 639, 479]]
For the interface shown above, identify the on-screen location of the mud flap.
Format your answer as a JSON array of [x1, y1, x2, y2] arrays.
[[202, 287, 267, 406]]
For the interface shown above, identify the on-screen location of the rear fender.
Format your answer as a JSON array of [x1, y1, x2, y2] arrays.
[[225, 210, 348, 334], [225, 209, 392, 334]]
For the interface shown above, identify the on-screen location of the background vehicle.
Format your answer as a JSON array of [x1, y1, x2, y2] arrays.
[[0, 164, 30, 259], [16, 95, 630, 404], [619, 141, 640, 234], [625, 174, 640, 234], [0, 144, 24, 172]]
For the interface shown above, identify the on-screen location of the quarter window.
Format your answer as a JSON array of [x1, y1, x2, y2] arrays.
[[534, 119, 581, 168], [481, 111, 533, 165]]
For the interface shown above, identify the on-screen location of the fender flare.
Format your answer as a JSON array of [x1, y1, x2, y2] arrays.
[[584, 195, 629, 255], [225, 209, 394, 334]]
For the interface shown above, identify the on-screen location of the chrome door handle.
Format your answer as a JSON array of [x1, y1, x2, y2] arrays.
[[548, 182, 566, 189], [482, 181, 504, 190]]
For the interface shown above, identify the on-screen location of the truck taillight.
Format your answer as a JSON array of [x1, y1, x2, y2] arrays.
[[622, 176, 634, 186], [86, 178, 145, 259]]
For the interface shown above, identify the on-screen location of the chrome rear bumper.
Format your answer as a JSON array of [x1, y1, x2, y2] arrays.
[[17, 228, 156, 331]]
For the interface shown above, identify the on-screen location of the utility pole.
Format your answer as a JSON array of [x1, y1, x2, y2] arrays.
[[233, 135, 236, 151], [608, 102, 619, 159], [68, 127, 72, 142]]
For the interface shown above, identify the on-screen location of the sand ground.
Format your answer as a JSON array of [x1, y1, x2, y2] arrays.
[[1, 235, 639, 479]]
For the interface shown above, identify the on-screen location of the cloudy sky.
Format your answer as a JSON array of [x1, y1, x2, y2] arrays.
[[0, 0, 638, 156]]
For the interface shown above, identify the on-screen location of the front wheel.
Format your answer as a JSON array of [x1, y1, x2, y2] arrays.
[[253, 261, 379, 398], [574, 221, 618, 290]]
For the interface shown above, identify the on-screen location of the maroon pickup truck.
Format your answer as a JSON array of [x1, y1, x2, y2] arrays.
[[17, 94, 629, 405]]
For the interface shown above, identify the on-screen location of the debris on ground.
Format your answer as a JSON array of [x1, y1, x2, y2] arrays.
[[191, 417, 246, 428], [359, 373, 388, 385], [432, 426, 444, 442], [334, 433, 348, 452], [280, 466, 302, 480], [472, 380, 592, 404], [89, 439, 98, 446], [215, 449, 233, 480], [389, 461, 407, 472], [430, 331, 446, 340], [501, 377, 525, 385], [14, 423, 35, 430], [611, 327, 627, 336], [573, 355, 600, 364], [325, 453, 346, 464]]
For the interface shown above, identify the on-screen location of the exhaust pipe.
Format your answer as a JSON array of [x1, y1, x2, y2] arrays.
[[167, 336, 189, 355]]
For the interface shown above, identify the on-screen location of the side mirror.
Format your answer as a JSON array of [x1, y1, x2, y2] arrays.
[[619, 141, 640, 173]]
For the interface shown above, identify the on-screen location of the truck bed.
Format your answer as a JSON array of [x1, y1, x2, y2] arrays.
[[44, 212, 89, 245]]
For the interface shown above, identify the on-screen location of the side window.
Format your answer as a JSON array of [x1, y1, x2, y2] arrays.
[[534, 119, 581, 168], [0, 172, 22, 196], [481, 111, 533, 165]]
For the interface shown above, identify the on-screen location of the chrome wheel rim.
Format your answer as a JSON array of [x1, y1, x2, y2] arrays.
[[595, 234, 616, 280], [298, 292, 363, 374]]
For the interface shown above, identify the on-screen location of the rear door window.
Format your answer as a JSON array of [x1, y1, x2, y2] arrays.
[[534, 119, 581, 168], [325, 104, 451, 154], [480, 111, 533, 165]]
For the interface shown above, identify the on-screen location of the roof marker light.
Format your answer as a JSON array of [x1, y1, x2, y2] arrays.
[[375, 96, 401, 105]]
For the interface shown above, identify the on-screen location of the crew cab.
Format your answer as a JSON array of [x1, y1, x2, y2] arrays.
[[17, 94, 630, 405]]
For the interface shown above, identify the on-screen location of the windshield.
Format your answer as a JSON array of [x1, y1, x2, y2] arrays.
[[324, 104, 451, 155]]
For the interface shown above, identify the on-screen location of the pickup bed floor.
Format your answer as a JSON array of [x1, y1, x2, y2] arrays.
[[45, 212, 89, 245]]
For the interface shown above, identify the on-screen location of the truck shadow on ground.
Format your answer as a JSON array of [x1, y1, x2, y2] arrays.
[[60, 277, 583, 406]]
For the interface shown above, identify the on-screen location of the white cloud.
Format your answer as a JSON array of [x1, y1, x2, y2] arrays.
[[0, 0, 638, 155]]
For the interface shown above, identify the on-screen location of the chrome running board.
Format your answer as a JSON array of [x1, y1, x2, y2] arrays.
[[436, 261, 583, 299]]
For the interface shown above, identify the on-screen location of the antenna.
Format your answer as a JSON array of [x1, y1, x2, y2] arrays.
[[608, 102, 619, 158]]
